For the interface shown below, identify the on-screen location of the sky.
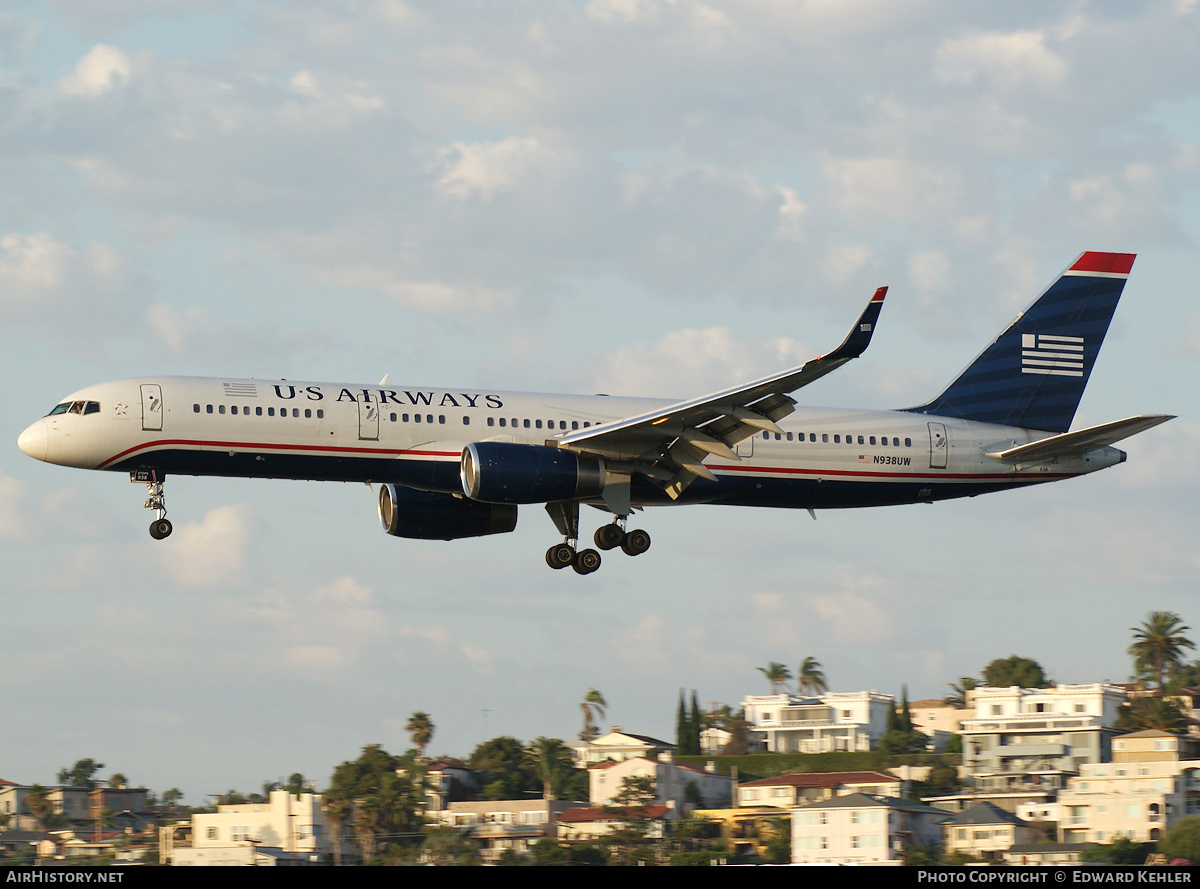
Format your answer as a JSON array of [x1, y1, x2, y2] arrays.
[[1, 0, 1198, 804]]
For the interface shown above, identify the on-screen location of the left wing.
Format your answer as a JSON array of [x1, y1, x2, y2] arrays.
[[555, 286, 887, 498]]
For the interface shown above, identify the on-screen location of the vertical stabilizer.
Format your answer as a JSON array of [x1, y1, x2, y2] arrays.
[[903, 252, 1135, 433]]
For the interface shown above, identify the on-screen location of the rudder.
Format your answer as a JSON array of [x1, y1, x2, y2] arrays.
[[903, 252, 1135, 433]]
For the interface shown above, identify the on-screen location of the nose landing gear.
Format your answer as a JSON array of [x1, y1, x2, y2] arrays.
[[134, 470, 173, 539]]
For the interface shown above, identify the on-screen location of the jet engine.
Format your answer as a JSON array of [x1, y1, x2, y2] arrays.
[[378, 484, 517, 540], [461, 442, 605, 504]]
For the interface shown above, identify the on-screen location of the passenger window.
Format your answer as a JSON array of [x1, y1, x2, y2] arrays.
[[463, 416, 470, 425], [488, 417, 495, 427], [305, 409, 312, 418], [426, 415, 433, 424], [535, 420, 542, 429], [402, 414, 409, 422], [207, 405, 213, 414], [268, 407, 274, 416], [439, 415, 445, 424], [833, 434, 840, 443], [857, 435, 864, 445], [390, 412, 396, 422], [905, 438, 912, 447], [256, 407, 263, 416], [894, 437, 900, 446], [499, 418, 506, 427], [572, 421, 579, 430], [786, 433, 793, 441], [231, 406, 238, 415], [810, 433, 816, 442], [415, 414, 422, 423], [317, 410, 324, 419], [193, 404, 200, 413], [523, 419, 531, 429], [822, 434, 828, 443], [218, 405, 225, 414], [869, 436, 876, 445]]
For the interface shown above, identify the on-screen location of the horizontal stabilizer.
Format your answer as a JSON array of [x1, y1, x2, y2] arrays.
[[984, 414, 1174, 463]]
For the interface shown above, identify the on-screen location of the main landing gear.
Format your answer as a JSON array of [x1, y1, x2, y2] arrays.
[[138, 471, 173, 540], [543, 502, 651, 575]]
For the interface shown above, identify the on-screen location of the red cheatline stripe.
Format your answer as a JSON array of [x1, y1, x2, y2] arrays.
[[97, 438, 461, 469], [1070, 252, 1136, 275]]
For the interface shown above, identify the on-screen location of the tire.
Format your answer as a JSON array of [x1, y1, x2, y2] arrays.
[[546, 543, 575, 569], [621, 528, 651, 557], [594, 524, 624, 550], [150, 519, 173, 540], [572, 548, 601, 575]]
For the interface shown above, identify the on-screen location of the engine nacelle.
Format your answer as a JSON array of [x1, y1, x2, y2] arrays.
[[378, 484, 517, 540], [461, 442, 605, 504]]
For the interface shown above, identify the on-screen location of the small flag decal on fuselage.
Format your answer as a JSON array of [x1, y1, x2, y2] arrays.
[[223, 381, 259, 397], [1021, 333, 1084, 377]]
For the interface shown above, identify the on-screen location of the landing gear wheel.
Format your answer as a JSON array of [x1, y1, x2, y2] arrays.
[[621, 529, 651, 557], [594, 523, 624, 551], [149, 519, 173, 540], [572, 548, 602, 575], [546, 543, 575, 570]]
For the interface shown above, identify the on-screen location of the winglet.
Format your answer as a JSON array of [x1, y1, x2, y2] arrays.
[[817, 286, 887, 363]]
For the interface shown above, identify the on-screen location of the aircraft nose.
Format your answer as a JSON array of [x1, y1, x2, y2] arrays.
[[17, 420, 48, 461]]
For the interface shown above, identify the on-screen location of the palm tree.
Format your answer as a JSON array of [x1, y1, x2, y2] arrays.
[[580, 689, 607, 742], [757, 661, 792, 694], [406, 711, 434, 759], [1129, 612, 1195, 692], [523, 737, 575, 801], [797, 657, 828, 695], [320, 791, 350, 867], [943, 677, 980, 708]]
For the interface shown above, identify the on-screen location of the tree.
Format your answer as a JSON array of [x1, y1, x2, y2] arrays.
[[406, 712, 434, 759], [675, 691, 689, 753], [469, 736, 537, 799], [797, 657, 828, 695], [108, 773, 127, 789], [523, 737, 576, 801], [1158, 816, 1200, 864], [580, 689, 607, 742], [320, 791, 351, 867], [942, 677, 979, 707], [1116, 696, 1190, 734], [1130, 611, 1195, 693], [758, 662, 792, 694], [57, 758, 105, 788], [982, 655, 1049, 688], [327, 744, 423, 862]]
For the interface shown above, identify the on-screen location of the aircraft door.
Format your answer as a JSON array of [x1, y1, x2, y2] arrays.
[[928, 422, 948, 469], [736, 435, 755, 458], [358, 395, 379, 441], [140, 384, 163, 432]]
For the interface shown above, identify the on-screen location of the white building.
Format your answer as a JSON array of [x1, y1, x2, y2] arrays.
[[436, 799, 575, 863], [791, 793, 950, 865], [1049, 730, 1200, 844], [741, 692, 893, 754], [166, 790, 347, 866], [960, 684, 1127, 794], [589, 753, 733, 811], [738, 770, 903, 809], [567, 728, 674, 767]]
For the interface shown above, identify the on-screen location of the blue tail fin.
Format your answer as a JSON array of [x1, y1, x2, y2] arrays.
[[903, 252, 1135, 433]]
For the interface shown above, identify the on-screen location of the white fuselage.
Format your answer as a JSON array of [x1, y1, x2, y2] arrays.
[[18, 376, 1125, 511]]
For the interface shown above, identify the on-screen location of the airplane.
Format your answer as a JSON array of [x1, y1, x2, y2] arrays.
[[17, 251, 1172, 575]]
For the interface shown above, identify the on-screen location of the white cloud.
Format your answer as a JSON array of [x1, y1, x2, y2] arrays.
[[59, 44, 133, 95], [435, 137, 556, 201], [935, 30, 1068, 88], [596, 326, 813, 397], [158, 504, 257, 588]]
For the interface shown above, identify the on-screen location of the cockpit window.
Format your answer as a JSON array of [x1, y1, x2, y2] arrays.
[[47, 401, 101, 416]]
